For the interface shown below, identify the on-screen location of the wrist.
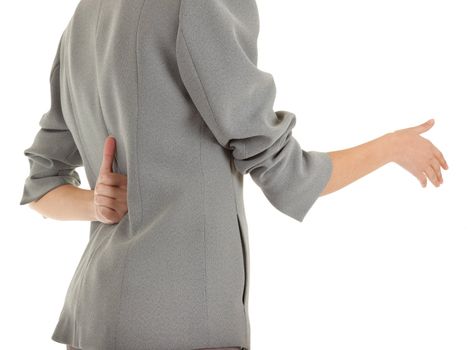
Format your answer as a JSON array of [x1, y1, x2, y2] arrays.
[[87, 189, 98, 222], [381, 132, 399, 164]]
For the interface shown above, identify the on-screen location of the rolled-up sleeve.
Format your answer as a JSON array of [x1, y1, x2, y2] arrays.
[[175, 0, 333, 222], [19, 36, 83, 206]]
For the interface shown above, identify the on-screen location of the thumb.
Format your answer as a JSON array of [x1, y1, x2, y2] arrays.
[[99, 135, 116, 175], [414, 118, 435, 134]]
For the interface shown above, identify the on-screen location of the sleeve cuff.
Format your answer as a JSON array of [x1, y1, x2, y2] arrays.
[[255, 150, 333, 222]]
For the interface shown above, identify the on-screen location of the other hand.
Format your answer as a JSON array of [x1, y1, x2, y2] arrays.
[[94, 136, 128, 224]]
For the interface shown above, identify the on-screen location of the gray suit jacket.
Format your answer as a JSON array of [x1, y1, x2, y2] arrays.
[[19, 0, 333, 349]]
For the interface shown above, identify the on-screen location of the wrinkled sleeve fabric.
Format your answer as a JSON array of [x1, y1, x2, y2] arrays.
[[19, 36, 83, 206], [175, 0, 332, 222]]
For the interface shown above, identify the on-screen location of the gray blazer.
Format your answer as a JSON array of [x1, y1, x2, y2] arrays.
[[19, 0, 333, 349]]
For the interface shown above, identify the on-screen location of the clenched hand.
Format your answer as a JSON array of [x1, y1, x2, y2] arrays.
[[93, 136, 128, 224]]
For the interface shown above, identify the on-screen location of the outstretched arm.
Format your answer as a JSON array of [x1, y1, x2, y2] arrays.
[[321, 119, 448, 196], [321, 133, 393, 196], [175, 0, 448, 222]]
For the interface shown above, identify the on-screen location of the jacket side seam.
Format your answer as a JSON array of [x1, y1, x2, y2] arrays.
[[177, 3, 248, 345], [177, 2, 214, 344], [199, 116, 210, 346], [113, 0, 147, 348]]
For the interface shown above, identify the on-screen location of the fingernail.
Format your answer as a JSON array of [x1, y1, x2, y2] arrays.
[[428, 119, 434, 124]]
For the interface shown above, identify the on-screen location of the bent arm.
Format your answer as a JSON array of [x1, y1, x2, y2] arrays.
[[29, 185, 96, 221], [19, 33, 92, 221], [20, 33, 95, 222], [321, 133, 395, 196]]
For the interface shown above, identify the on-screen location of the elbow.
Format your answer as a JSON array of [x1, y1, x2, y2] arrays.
[[27, 200, 38, 210], [319, 152, 335, 196], [28, 199, 48, 219], [319, 182, 332, 197]]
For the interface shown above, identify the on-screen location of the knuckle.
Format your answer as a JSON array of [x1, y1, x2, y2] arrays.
[[106, 197, 116, 207], [95, 183, 103, 193], [101, 174, 111, 183], [94, 195, 101, 205], [97, 195, 111, 207]]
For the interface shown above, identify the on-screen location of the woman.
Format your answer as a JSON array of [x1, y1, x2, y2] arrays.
[[19, 0, 448, 349]]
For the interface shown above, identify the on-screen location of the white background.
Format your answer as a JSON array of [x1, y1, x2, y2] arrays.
[[1, 0, 469, 349]]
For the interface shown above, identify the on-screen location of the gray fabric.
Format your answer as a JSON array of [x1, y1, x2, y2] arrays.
[[66, 345, 242, 350], [20, 0, 333, 349]]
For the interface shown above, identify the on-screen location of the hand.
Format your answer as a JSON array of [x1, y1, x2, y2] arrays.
[[389, 118, 448, 188], [93, 136, 128, 224]]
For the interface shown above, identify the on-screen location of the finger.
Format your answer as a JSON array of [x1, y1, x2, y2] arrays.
[[97, 172, 126, 187], [430, 158, 443, 184], [99, 136, 116, 175], [432, 145, 448, 170], [97, 206, 121, 224], [118, 174, 128, 188], [414, 119, 434, 134], [94, 194, 118, 209], [416, 171, 427, 188], [96, 193, 128, 211], [95, 183, 127, 199], [403, 118, 434, 134], [430, 157, 443, 184], [95, 195, 127, 218], [424, 165, 440, 187], [99, 202, 127, 220]]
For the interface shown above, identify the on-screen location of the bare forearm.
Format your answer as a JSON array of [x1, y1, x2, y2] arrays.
[[29, 184, 97, 221], [27, 137, 129, 224], [321, 133, 395, 195]]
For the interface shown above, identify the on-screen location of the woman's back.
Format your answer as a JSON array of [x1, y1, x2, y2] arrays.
[[61, 0, 203, 231], [19, 0, 333, 349]]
